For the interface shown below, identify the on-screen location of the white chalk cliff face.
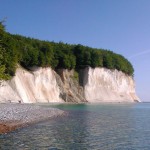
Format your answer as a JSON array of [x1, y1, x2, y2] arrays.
[[0, 67, 140, 103], [0, 67, 62, 103], [82, 67, 139, 102]]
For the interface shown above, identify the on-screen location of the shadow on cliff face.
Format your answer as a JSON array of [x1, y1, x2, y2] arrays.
[[55, 69, 87, 103]]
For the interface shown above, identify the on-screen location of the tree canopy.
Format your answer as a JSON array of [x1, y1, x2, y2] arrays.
[[0, 23, 134, 80]]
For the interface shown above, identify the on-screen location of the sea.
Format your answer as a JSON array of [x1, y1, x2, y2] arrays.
[[1, 103, 150, 150]]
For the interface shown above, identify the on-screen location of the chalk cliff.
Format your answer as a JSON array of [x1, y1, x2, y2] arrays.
[[80, 67, 139, 102], [0, 67, 62, 103], [0, 67, 140, 103]]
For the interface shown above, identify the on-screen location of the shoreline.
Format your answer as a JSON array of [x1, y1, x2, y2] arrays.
[[0, 102, 140, 134], [0, 103, 65, 134]]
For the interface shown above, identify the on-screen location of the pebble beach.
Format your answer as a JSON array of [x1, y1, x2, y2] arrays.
[[0, 103, 64, 134]]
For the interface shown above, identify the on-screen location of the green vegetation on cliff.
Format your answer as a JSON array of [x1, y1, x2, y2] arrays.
[[0, 22, 134, 80]]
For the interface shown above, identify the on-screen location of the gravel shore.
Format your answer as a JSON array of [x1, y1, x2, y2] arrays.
[[0, 103, 64, 134]]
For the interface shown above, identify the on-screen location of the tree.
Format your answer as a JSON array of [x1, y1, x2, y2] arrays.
[[103, 53, 114, 69], [0, 22, 10, 79], [91, 50, 103, 67]]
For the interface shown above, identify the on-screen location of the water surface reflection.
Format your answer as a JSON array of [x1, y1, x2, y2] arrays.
[[1, 103, 150, 149]]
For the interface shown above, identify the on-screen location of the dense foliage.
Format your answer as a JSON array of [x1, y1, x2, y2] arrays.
[[0, 22, 17, 80], [0, 22, 134, 80]]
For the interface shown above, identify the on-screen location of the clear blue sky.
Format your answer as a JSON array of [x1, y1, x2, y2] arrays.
[[0, 0, 150, 101]]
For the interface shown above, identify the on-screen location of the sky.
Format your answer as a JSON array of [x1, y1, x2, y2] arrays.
[[0, 0, 150, 101]]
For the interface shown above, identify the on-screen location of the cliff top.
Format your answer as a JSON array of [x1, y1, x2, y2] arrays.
[[0, 22, 134, 80]]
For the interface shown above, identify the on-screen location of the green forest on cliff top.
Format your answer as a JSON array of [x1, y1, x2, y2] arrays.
[[0, 22, 134, 80]]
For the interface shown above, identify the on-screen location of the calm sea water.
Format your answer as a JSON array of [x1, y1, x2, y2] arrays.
[[1, 103, 150, 150]]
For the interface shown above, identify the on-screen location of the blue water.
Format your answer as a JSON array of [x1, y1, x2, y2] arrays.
[[1, 103, 150, 150]]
